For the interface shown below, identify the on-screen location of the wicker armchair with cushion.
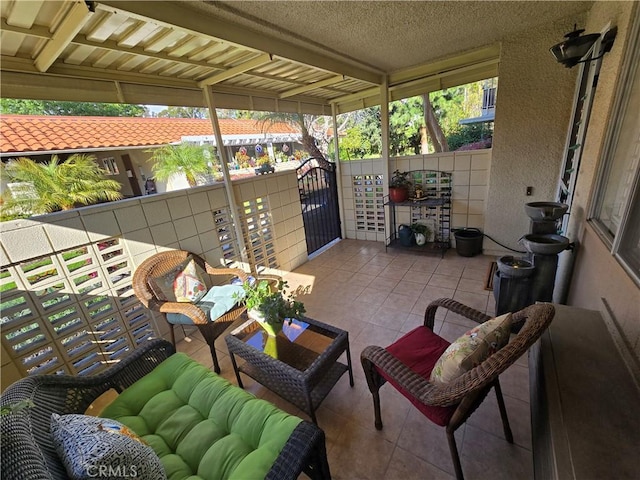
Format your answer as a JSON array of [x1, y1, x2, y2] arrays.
[[361, 298, 555, 480], [132, 250, 250, 373], [0, 340, 331, 480]]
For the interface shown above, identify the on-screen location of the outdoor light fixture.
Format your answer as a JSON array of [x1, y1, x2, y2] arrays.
[[550, 25, 617, 68]]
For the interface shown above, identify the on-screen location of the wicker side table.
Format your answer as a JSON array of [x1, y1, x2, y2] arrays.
[[225, 315, 354, 424]]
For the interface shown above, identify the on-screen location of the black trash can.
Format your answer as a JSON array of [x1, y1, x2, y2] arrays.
[[454, 228, 483, 257]]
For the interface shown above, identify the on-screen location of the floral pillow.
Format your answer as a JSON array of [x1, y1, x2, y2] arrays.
[[148, 256, 207, 303], [50, 413, 166, 480], [430, 313, 512, 385]]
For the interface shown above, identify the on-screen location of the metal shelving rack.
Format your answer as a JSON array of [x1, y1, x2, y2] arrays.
[[384, 169, 452, 257]]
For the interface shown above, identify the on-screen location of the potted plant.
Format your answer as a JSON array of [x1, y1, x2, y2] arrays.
[[254, 156, 275, 175], [389, 170, 411, 203], [411, 222, 431, 246], [236, 279, 306, 336]]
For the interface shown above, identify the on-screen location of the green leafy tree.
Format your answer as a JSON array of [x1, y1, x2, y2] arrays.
[[1, 154, 122, 216], [148, 144, 214, 187], [0, 99, 146, 116], [155, 106, 209, 119]]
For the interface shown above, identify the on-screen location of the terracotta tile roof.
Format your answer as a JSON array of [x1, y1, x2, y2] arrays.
[[0, 115, 299, 154]]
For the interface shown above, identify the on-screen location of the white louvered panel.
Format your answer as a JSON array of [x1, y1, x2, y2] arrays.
[[32, 279, 74, 317], [185, 40, 217, 61], [92, 49, 125, 69], [22, 343, 67, 376], [90, 314, 132, 366], [116, 20, 162, 48], [123, 302, 155, 345], [213, 208, 239, 263], [72, 349, 106, 376], [102, 257, 133, 292], [0, 30, 25, 56], [177, 65, 209, 80], [143, 28, 186, 53], [241, 198, 279, 271], [85, 11, 130, 43], [158, 61, 192, 78], [15, 254, 59, 288], [198, 42, 233, 62], [64, 43, 95, 65], [116, 53, 148, 71], [211, 47, 249, 66], [167, 34, 210, 58], [139, 57, 171, 74], [111, 52, 138, 71], [5, 0, 43, 28]]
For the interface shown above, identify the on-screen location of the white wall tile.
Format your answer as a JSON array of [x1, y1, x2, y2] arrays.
[[439, 155, 454, 171], [43, 217, 90, 251], [173, 216, 197, 240], [470, 170, 489, 186], [167, 195, 191, 219], [150, 222, 178, 246], [179, 236, 203, 255], [122, 228, 155, 256], [453, 170, 470, 186], [115, 205, 146, 233], [2, 226, 51, 263], [469, 186, 488, 200], [193, 212, 215, 234], [142, 200, 171, 226], [81, 211, 121, 242], [188, 192, 210, 214], [454, 154, 471, 171]]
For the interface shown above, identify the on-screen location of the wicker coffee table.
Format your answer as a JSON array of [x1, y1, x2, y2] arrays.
[[225, 316, 354, 424]]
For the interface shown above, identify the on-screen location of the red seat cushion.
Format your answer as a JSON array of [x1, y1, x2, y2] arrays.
[[376, 326, 457, 426]]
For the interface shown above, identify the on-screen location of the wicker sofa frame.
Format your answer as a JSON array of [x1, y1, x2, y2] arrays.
[[0, 339, 331, 480], [361, 298, 555, 480], [131, 250, 249, 373]]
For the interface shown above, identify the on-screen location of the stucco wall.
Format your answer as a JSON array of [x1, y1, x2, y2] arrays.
[[484, 16, 582, 251], [565, 2, 639, 362]]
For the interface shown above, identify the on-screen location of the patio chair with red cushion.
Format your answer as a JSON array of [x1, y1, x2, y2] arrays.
[[360, 298, 554, 480]]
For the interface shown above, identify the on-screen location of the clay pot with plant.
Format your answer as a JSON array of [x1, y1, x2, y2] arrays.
[[389, 170, 411, 203]]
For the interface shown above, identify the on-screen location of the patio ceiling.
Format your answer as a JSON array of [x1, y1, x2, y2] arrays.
[[0, 1, 593, 115]]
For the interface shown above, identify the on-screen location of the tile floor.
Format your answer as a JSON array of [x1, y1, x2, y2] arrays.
[[176, 239, 533, 480]]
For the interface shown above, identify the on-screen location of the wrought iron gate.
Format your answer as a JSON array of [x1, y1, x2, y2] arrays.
[[297, 157, 341, 255]]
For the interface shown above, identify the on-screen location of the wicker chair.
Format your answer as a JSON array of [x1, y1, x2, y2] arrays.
[[361, 299, 555, 480], [132, 250, 249, 373]]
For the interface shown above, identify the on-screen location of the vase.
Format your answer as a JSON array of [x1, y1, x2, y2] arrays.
[[248, 308, 283, 337], [389, 187, 408, 203]]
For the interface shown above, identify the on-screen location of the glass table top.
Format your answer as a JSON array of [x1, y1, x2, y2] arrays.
[[230, 318, 339, 372]]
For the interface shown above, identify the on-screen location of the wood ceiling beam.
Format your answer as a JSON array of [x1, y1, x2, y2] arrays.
[[34, 0, 93, 72], [279, 75, 345, 99], [197, 53, 272, 88], [96, 0, 383, 85]]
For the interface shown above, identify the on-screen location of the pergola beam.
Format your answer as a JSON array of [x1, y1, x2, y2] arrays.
[[279, 75, 345, 99], [96, 0, 383, 85], [197, 53, 272, 88], [33, 0, 92, 72]]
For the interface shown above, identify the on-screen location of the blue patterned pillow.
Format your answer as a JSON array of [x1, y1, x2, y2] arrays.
[[50, 414, 166, 480]]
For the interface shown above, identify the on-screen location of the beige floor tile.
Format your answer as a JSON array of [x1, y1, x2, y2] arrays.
[[330, 422, 397, 480], [435, 263, 465, 277], [358, 263, 386, 276], [380, 292, 418, 313], [428, 273, 461, 290], [368, 276, 400, 292], [462, 265, 489, 281], [402, 269, 432, 285], [356, 286, 390, 307], [393, 279, 427, 297], [384, 446, 455, 480], [379, 265, 410, 280], [453, 290, 490, 312], [457, 277, 490, 294], [396, 408, 464, 476], [460, 424, 533, 480], [368, 306, 410, 330]]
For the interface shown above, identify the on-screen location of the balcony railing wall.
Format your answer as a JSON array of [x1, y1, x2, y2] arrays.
[[0, 171, 306, 390], [339, 149, 492, 244]]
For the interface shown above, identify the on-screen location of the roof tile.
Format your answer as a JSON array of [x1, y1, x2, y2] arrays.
[[0, 115, 298, 153]]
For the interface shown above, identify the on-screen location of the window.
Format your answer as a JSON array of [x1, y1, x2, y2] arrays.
[[590, 19, 640, 283], [102, 157, 119, 175]]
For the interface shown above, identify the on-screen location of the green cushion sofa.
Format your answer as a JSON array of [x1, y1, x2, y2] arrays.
[[1, 339, 330, 480]]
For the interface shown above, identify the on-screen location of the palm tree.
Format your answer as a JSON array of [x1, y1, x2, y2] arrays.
[[148, 143, 213, 187], [1, 154, 122, 215]]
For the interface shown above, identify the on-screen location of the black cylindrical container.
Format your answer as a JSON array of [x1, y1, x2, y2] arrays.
[[454, 228, 483, 257]]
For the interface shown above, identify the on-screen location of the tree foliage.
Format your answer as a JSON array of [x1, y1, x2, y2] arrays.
[[0, 99, 146, 116], [155, 106, 209, 119], [148, 144, 214, 187], [1, 154, 122, 217]]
